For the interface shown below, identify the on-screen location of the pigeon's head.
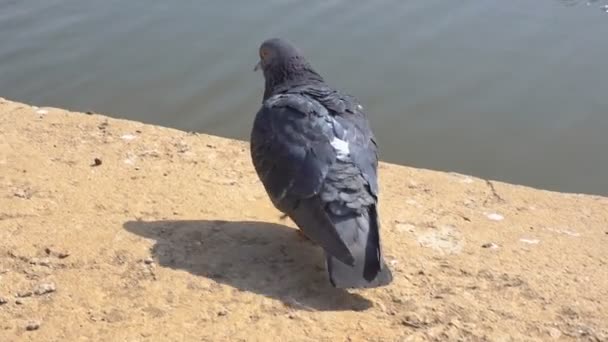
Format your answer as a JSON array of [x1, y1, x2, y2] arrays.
[[254, 38, 301, 73], [255, 38, 323, 97]]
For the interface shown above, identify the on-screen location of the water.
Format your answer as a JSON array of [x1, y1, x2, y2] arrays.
[[1, 0, 607, 195]]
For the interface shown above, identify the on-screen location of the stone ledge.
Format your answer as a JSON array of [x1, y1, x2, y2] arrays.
[[1, 98, 606, 341]]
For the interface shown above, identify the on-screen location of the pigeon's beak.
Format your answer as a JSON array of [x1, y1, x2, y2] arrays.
[[254, 60, 262, 72]]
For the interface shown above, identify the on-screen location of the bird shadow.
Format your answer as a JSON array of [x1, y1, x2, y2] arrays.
[[123, 219, 373, 312]]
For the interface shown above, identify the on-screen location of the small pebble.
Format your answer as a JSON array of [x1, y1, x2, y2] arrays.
[[391, 296, 404, 304], [401, 312, 424, 328], [92, 158, 102, 167], [17, 291, 33, 298], [13, 189, 30, 199], [217, 309, 228, 316], [25, 320, 41, 331], [30, 258, 51, 267], [85, 111, 94, 115], [396, 223, 416, 233], [143, 257, 154, 265], [0, 296, 8, 305], [34, 282, 56, 295], [520, 238, 540, 245], [15, 299, 24, 305], [481, 242, 499, 249], [45, 247, 70, 259], [548, 327, 562, 339]]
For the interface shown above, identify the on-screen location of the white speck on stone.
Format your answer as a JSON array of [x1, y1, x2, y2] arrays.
[[548, 228, 580, 237], [120, 134, 137, 141], [520, 238, 540, 244], [356, 104, 364, 110], [562, 230, 580, 237], [36, 109, 48, 115], [417, 225, 464, 255], [330, 137, 350, 159], [449, 172, 474, 184], [123, 158, 135, 165], [406, 199, 417, 205], [486, 213, 504, 221]]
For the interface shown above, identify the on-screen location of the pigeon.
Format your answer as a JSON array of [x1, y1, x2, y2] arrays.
[[250, 38, 392, 288]]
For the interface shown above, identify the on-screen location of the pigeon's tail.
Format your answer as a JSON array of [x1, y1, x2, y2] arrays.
[[326, 206, 393, 288], [288, 198, 356, 266]]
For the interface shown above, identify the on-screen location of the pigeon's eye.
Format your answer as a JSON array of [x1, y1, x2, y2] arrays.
[[260, 48, 270, 60]]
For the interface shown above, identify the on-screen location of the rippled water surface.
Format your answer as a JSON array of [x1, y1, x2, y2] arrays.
[[1, 0, 607, 194]]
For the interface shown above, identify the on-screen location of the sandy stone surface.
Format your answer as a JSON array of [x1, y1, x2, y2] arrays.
[[1, 98, 607, 341]]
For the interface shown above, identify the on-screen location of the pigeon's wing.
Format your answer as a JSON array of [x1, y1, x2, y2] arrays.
[[312, 95, 391, 287], [321, 114, 379, 214], [305, 88, 379, 195], [251, 93, 335, 202], [250, 93, 355, 265], [332, 104, 379, 196]]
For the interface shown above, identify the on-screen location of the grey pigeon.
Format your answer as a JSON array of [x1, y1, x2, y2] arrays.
[[250, 38, 392, 288]]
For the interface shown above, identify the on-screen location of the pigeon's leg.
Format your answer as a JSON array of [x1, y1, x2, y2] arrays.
[[277, 213, 311, 241], [296, 228, 312, 241]]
